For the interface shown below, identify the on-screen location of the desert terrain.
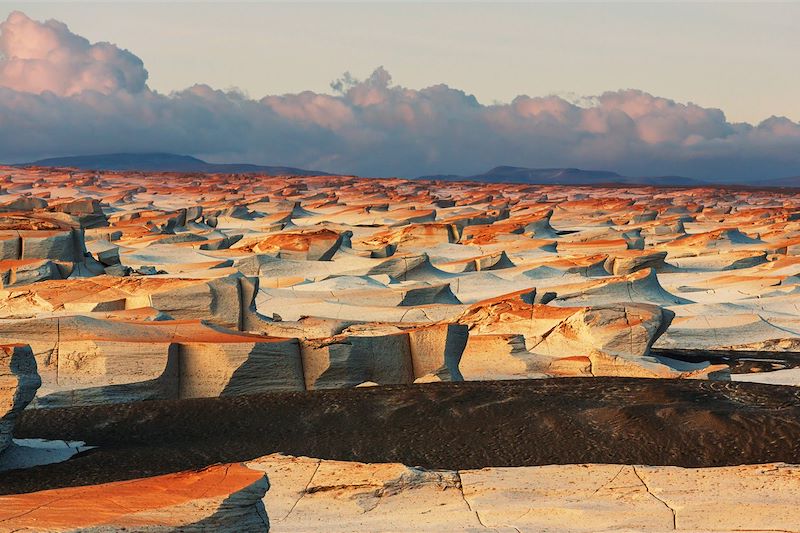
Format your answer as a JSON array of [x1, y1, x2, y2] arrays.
[[2, 166, 800, 531]]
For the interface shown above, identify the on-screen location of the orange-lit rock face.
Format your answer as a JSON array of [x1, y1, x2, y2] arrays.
[[251, 228, 343, 260], [1, 164, 799, 398], [0, 463, 268, 530]]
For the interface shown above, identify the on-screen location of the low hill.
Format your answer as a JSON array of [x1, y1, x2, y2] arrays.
[[757, 175, 800, 188], [420, 165, 701, 186], [22, 153, 330, 176]]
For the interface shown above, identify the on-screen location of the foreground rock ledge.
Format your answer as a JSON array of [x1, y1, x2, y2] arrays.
[[0, 463, 268, 532], [250, 454, 800, 533], [3, 455, 798, 532]]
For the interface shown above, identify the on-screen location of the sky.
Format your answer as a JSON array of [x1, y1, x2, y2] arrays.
[[1, 2, 799, 179], [6, 2, 799, 125]]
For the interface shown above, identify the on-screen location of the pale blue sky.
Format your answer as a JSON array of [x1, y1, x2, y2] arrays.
[[2, 1, 798, 124]]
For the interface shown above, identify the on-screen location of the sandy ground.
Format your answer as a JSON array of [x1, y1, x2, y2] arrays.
[[4, 378, 800, 496]]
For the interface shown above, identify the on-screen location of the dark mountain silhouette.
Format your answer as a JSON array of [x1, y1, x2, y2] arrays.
[[419, 165, 702, 186], [23, 155, 791, 188], [21, 153, 330, 176], [757, 175, 800, 187]]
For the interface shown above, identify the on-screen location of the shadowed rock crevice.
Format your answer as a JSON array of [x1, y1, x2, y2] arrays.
[[0, 344, 41, 454]]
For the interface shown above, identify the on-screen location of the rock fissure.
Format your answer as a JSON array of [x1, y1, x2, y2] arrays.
[[280, 459, 321, 522], [632, 465, 677, 530], [455, 471, 488, 529]]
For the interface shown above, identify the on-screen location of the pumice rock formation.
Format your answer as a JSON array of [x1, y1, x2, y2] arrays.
[[2, 165, 800, 531], [0, 165, 796, 391]]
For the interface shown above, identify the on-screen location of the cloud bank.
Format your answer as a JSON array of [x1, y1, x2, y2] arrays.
[[0, 11, 147, 96], [1, 11, 799, 179]]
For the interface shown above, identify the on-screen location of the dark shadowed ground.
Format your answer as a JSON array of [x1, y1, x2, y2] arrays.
[[4, 377, 800, 494]]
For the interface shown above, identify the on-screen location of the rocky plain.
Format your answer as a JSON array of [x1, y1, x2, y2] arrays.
[[1, 165, 800, 531]]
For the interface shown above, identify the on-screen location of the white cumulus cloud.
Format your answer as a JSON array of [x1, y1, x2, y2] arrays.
[[0, 11, 147, 95]]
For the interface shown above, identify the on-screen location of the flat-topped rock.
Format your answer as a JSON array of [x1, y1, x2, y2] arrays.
[[251, 454, 800, 532]]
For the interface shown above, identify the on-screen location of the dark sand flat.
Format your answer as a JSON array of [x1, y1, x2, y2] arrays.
[[4, 377, 800, 495]]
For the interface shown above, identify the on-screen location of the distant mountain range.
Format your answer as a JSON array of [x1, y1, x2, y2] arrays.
[[418, 166, 702, 186], [21, 153, 330, 176], [16, 153, 800, 188], [755, 175, 800, 188]]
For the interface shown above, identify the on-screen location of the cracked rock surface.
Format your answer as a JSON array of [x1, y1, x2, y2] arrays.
[[251, 454, 800, 532]]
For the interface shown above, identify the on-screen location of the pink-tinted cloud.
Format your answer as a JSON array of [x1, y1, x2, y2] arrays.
[[0, 11, 147, 95], [0, 11, 799, 180]]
